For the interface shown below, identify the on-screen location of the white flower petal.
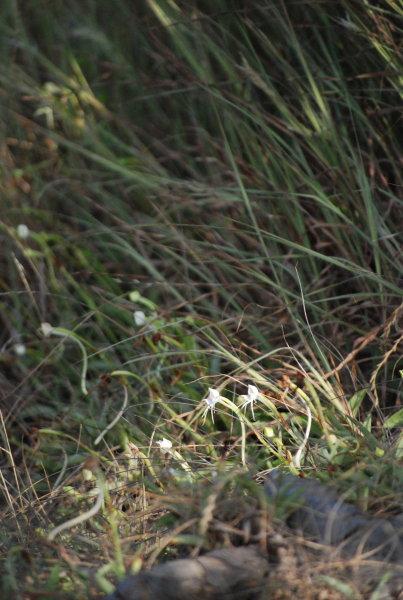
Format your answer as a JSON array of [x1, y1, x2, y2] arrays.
[[239, 385, 260, 420], [17, 224, 30, 239], [134, 310, 147, 326], [205, 387, 220, 407], [40, 322, 54, 337], [202, 388, 220, 422], [247, 385, 259, 400], [14, 343, 26, 356], [156, 438, 173, 455]]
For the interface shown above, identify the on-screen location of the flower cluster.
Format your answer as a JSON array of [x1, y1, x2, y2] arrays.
[[202, 384, 260, 422]]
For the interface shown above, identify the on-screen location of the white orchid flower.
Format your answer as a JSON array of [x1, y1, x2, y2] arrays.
[[40, 322, 88, 395], [156, 437, 173, 455], [134, 310, 147, 326], [40, 322, 54, 337], [239, 384, 260, 420], [202, 387, 220, 423], [14, 343, 26, 356], [17, 224, 30, 239]]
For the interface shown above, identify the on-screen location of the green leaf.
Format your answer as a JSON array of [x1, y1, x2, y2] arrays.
[[383, 409, 403, 428], [348, 389, 366, 417]]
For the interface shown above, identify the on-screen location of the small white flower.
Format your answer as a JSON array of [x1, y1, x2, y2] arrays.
[[156, 437, 173, 455], [40, 322, 54, 337], [239, 384, 260, 420], [134, 310, 147, 326], [14, 343, 26, 356], [202, 388, 220, 423], [17, 224, 30, 239]]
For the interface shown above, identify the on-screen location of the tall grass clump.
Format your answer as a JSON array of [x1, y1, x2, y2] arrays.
[[0, 1, 402, 597]]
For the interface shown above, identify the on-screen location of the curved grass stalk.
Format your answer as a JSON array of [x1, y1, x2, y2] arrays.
[[219, 397, 247, 467], [41, 323, 88, 395], [170, 449, 195, 481], [52, 450, 68, 491], [94, 384, 128, 445], [291, 394, 312, 470], [200, 392, 249, 467], [47, 477, 104, 541]]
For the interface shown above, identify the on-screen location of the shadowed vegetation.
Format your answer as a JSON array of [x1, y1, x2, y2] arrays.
[[0, 1, 402, 598]]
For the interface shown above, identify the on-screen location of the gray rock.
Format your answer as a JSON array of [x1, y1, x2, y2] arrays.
[[264, 470, 403, 563], [104, 546, 268, 600], [104, 472, 403, 599]]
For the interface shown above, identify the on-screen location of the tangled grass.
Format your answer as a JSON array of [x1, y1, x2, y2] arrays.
[[0, 1, 402, 597]]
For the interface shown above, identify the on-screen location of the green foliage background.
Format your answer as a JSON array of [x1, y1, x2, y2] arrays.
[[0, 1, 402, 597]]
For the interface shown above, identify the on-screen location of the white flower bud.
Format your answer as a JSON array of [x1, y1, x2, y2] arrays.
[[134, 311, 147, 326], [40, 322, 54, 337], [17, 224, 30, 239], [156, 438, 173, 455], [14, 343, 26, 356]]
